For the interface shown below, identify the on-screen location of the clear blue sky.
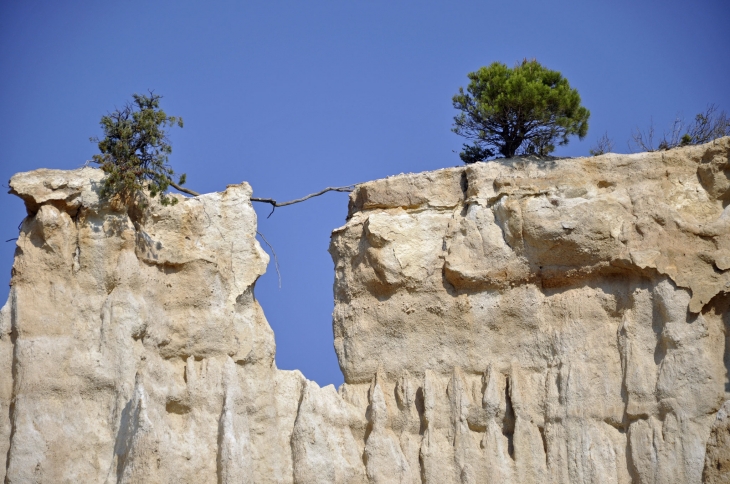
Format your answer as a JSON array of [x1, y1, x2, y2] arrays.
[[1, 0, 728, 388]]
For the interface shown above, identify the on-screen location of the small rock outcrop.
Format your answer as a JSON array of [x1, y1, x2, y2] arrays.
[[2, 138, 729, 483]]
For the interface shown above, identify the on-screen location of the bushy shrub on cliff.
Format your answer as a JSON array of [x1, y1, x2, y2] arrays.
[[452, 59, 590, 162], [91, 92, 186, 207], [629, 103, 730, 152]]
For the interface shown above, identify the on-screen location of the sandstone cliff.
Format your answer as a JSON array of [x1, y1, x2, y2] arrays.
[[2, 138, 729, 483]]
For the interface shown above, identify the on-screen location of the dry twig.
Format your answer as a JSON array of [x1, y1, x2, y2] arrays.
[[256, 231, 281, 288], [589, 132, 614, 156], [628, 104, 730, 153]]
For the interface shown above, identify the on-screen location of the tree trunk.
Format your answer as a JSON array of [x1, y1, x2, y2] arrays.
[[501, 137, 524, 158]]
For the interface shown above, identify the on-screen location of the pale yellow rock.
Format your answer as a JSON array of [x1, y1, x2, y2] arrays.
[[704, 400, 730, 483], [2, 138, 729, 483], [1, 169, 328, 483], [331, 138, 730, 483]]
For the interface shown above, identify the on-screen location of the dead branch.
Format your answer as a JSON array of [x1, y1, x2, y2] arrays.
[[589, 132, 614, 156], [168, 181, 356, 218], [629, 118, 656, 152], [687, 104, 730, 144], [628, 104, 730, 153], [251, 186, 355, 218]]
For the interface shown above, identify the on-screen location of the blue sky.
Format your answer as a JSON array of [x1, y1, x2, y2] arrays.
[[1, 0, 728, 387]]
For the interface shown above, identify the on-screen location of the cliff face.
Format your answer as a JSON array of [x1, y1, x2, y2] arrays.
[[331, 138, 730, 484], [2, 139, 730, 483], [0, 169, 309, 483]]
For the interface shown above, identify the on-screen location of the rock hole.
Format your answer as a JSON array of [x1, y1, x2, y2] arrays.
[[415, 387, 426, 435], [419, 452, 427, 484], [72, 245, 80, 272], [538, 425, 548, 463], [503, 376, 515, 460], [165, 397, 191, 415]]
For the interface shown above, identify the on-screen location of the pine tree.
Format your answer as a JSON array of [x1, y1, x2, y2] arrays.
[[452, 59, 590, 162]]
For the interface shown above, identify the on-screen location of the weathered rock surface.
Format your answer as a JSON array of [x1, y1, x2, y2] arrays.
[[1, 169, 307, 483], [2, 138, 729, 483], [330, 137, 730, 483]]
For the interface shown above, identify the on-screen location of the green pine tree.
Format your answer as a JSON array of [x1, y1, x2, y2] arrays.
[[452, 59, 590, 162]]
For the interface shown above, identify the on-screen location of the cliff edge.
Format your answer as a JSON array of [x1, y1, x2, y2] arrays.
[[2, 138, 730, 483]]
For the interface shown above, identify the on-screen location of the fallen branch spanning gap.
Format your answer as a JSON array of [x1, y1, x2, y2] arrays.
[[251, 186, 355, 218], [168, 182, 356, 218]]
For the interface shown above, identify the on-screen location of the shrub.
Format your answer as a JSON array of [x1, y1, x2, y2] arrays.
[[91, 92, 185, 207], [629, 104, 730, 152]]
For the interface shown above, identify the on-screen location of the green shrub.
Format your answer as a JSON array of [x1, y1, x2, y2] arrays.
[[91, 92, 185, 207]]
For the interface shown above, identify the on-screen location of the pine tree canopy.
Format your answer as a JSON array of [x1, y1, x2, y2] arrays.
[[452, 59, 590, 162]]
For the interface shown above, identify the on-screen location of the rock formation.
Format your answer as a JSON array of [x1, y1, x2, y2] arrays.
[[2, 138, 729, 483]]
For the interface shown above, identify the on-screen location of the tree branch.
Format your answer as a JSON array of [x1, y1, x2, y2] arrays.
[[167, 181, 356, 219], [251, 186, 355, 218], [169, 180, 200, 196]]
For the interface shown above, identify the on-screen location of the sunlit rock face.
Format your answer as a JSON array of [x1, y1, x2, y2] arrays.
[[0, 169, 306, 483], [1, 137, 729, 483], [330, 137, 730, 484]]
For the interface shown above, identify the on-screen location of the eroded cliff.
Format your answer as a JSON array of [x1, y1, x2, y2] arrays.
[[2, 138, 730, 483]]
